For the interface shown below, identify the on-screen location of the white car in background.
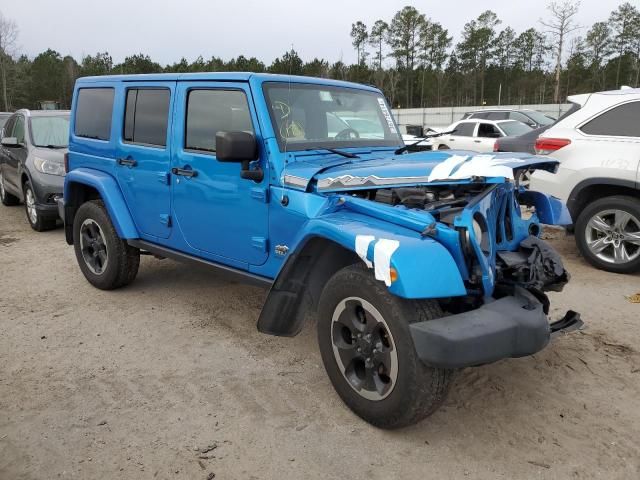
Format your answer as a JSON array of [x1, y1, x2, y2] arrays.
[[530, 87, 640, 273], [432, 119, 533, 152]]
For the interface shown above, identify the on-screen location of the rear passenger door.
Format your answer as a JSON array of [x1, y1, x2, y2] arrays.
[[116, 83, 175, 239], [448, 122, 477, 150], [171, 82, 269, 266]]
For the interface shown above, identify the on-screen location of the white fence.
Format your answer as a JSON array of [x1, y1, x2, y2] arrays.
[[392, 104, 572, 129]]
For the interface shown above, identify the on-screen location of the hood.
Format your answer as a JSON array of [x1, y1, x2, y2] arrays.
[[33, 147, 67, 163], [283, 150, 559, 192]]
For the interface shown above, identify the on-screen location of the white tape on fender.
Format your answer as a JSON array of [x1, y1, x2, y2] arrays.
[[355, 235, 375, 268], [374, 239, 400, 286]]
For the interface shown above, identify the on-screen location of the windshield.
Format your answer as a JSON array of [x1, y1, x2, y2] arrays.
[[263, 82, 402, 152], [525, 110, 555, 126], [30, 115, 70, 147], [499, 121, 533, 137]]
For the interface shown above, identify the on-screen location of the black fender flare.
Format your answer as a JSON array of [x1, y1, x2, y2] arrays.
[[257, 236, 359, 337]]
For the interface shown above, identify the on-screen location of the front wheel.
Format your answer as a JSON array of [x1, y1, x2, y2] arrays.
[[24, 181, 57, 232], [317, 264, 454, 429], [575, 195, 640, 274], [73, 200, 140, 289]]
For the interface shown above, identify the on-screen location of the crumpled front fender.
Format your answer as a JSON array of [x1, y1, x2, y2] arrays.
[[295, 211, 467, 299], [519, 190, 572, 225]]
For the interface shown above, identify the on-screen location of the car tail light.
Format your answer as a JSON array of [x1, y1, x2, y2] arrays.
[[493, 140, 499, 152], [535, 138, 571, 155], [64, 152, 69, 173]]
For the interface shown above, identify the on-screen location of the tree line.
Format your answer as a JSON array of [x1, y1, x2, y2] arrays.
[[0, 1, 638, 112]]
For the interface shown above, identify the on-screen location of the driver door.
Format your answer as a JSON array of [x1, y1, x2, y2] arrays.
[[171, 82, 269, 266]]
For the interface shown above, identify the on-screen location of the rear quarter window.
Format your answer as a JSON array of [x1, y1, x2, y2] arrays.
[[74, 88, 115, 141], [123, 88, 170, 147], [580, 101, 640, 137]]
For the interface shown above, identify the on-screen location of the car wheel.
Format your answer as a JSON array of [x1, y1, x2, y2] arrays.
[[575, 195, 640, 274], [24, 181, 57, 231], [437, 144, 450, 150], [73, 200, 140, 290], [0, 170, 20, 206], [317, 264, 455, 429]]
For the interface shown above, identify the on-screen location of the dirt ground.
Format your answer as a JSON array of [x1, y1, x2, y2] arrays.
[[1, 203, 639, 480]]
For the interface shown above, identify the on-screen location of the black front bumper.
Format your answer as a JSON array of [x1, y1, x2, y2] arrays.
[[410, 287, 582, 369], [31, 171, 64, 219]]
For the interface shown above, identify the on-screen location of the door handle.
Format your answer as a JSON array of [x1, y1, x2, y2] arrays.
[[117, 158, 137, 167], [449, 138, 455, 141], [171, 167, 198, 178], [474, 140, 481, 143]]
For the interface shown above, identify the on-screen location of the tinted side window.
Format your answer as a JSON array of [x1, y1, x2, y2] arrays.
[[3, 116, 15, 138], [470, 112, 490, 119], [75, 88, 114, 140], [123, 89, 170, 147], [510, 112, 531, 124], [487, 111, 508, 120], [580, 101, 640, 137], [478, 123, 501, 138], [12, 116, 25, 143], [185, 89, 254, 153], [453, 122, 475, 136]]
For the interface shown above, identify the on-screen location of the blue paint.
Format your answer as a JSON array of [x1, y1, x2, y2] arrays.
[[66, 72, 570, 301]]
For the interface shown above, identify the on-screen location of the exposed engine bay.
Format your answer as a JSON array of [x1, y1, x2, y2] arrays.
[[342, 183, 570, 300], [345, 184, 489, 226]]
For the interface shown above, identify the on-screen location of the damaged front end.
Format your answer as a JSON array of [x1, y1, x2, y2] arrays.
[[320, 158, 583, 368]]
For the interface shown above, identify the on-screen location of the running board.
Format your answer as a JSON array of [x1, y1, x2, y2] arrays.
[[127, 239, 273, 288]]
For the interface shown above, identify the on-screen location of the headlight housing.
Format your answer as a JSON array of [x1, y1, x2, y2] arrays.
[[33, 157, 65, 176]]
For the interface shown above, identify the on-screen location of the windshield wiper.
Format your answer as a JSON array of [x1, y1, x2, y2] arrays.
[[394, 130, 456, 155], [304, 148, 359, 159]]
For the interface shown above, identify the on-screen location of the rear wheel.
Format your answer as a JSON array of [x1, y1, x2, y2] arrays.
[[575, 195, 640, 273], [23, 181, 57, 232], [317, 264, 454, 429], [0, 171, 19, 206], [73, 200, 140, 289], [437, 144, 450, 150]]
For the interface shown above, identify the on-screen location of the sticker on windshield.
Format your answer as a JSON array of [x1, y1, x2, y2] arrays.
[[377, 98, 398, 133]]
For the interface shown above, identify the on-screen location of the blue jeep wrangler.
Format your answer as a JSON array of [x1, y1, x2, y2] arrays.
[[60, 73, 581, 428]]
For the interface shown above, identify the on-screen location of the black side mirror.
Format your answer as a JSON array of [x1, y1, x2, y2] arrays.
[[215, 131, 263, 181]]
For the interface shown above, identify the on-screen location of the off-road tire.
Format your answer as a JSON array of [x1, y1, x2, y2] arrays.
[[73, 200, 140, 289], [575, 195, 640, 274], [23, 181, 57, 232], [317, 264, 455, 429], [0, 170, 19, 206]]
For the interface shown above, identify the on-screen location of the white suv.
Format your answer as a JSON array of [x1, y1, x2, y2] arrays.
[[530, 88, 640, 273], [432, 119, 533, 152]]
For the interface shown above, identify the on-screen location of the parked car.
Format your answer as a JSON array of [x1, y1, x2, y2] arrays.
[[493, 104, 582, 154], [0, 110, 69, 231], [494, 125, 550, 155], [60, 73, 581, 428], [432, 119, 533, 152], [462, 109, 556, 129], [530, 87, 640, 274]]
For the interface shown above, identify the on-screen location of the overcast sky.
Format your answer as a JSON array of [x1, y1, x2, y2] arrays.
[[2, 0, 618, 66]]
